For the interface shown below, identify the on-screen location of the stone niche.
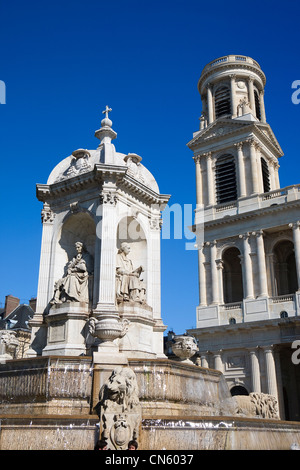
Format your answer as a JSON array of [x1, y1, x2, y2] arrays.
[[42, 211, 96, 356], [114, 216, 161, 358]]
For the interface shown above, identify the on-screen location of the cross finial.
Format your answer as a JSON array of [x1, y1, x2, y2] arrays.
[[102, 105, 112, 119]]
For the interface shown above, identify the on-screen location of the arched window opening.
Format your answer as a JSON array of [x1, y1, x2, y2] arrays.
[[215, 154, 237, 204], [273, 240, 297, 295], [215, 86, 231, 118], [261, 158, 270, 193], [254, 90, 261, 120], [280, 311, 288, 319], [222, 247, 243, 304], [229, 317, 236, 324], [230, 385, 249, 397]]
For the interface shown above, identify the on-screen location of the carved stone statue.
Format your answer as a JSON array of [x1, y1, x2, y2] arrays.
[[50, 241, 93, 305], [237, 97, 252, 116], [97, 366, 142, 450], [116, 242, 146, 304], [232, 392, 279, 419]]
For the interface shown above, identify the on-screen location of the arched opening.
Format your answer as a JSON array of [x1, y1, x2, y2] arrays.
[[222, 247, 243, 303], [254, 89, 261, 120], [55, 211, 96, 304], [214, 85, 231, 118], [215, 154, 237, 204], [273, 240, 297, 295], [261, 157, 270, 193], [230, 385, 249, 396]]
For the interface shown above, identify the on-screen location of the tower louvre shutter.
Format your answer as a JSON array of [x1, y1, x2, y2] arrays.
[[215, 155, 237, 204], [215, 86, 231, 118]]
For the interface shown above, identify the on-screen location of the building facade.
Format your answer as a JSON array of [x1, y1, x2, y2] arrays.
[[187, 55, 300, 421]]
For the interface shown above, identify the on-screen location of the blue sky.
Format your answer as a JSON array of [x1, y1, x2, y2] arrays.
[[0, 0, 300, 334]]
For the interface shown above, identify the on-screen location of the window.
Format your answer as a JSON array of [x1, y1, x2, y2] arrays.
[[273, 240, 297, 295], [215, 154, 237, 204], [229, 317, 236, 324], [214, 86, 231, 118], [222, 247, 244, 303], [280, 311, 288, 318], [254, 90, 261, 120], [261, 158, 270, 193]]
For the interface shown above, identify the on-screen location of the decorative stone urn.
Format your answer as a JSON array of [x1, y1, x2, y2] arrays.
[[0, 331, 19, 361], [171, 334, 199, 364], [88, 314, 129, 350]]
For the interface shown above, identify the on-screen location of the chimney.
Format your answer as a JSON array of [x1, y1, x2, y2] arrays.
[[29, 297, 37, 312], [4, 295, 20, 318]]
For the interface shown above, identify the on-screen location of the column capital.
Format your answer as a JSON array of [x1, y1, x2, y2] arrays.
[[193, 155, 201, 164], [234, 141, 244, 150], [216, 259, 224, 270], [202, 151, 212, 159], [289, 221, 300, 230], [252, 229, 264, 238], [41, 203, 55, 224], [100, 190, 118, 205], [248, 75, 255, 83], [229, 73, 237, 79], [239, 232, 250, 240], [246, 137, 257, 147]]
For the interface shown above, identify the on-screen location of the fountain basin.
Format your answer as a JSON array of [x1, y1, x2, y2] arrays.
[[0, 356, 300, 449]]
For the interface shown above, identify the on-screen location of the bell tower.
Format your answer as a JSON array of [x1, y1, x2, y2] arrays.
[[198, 55, 267, 126], [190, 55, 282, 214], [187, 56, 300, 418]]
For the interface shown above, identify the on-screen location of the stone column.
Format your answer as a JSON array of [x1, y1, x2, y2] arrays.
[[240, 233, 254, 299], [274, 161, 280, 188], [289, 221, 300, 290], [274, 350, 285, 420], [207, 84, 214, 124], [248, 139, 259, 194], [259, 90, 266, 123], [210, 241, 219, 304], [235, 142, 246, 197], [198, 243, 207, 306], [230, 74, 237, 117], [194, 155, 202, 206], [200, 353, 209, 368], [266, 253, 277, 296], [206, 152, 215, 206], [217, 259, 224, 304], [263, 346, 278, 400], [255, 230, 268, 297], [248, 348, 261, 393], [36, 203, 55, 313], [95, 186, 118, 310], [248, 77, 255, 113], [27, 203, 55, 356], [269, 161, 276, 190], [213, 350, 223, 372]]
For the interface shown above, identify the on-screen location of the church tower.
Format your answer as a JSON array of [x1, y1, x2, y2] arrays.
[[187, 55, 300, 421]]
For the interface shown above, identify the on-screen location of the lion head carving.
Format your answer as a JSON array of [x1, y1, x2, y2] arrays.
[[99, 366, 140, 412]]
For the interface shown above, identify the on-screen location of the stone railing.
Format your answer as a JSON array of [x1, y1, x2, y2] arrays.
[[202, 55, 261, 74], [205, 184, 300, 222], [271, 294, 295, 304], [223, 302, 242, 310]]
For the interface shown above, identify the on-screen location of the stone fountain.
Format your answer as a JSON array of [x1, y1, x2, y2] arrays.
[[1, 109, 300, 450]]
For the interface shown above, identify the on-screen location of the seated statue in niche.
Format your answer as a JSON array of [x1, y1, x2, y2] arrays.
[[50, 241, 93, 305], [116, 242, 146, 304]]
